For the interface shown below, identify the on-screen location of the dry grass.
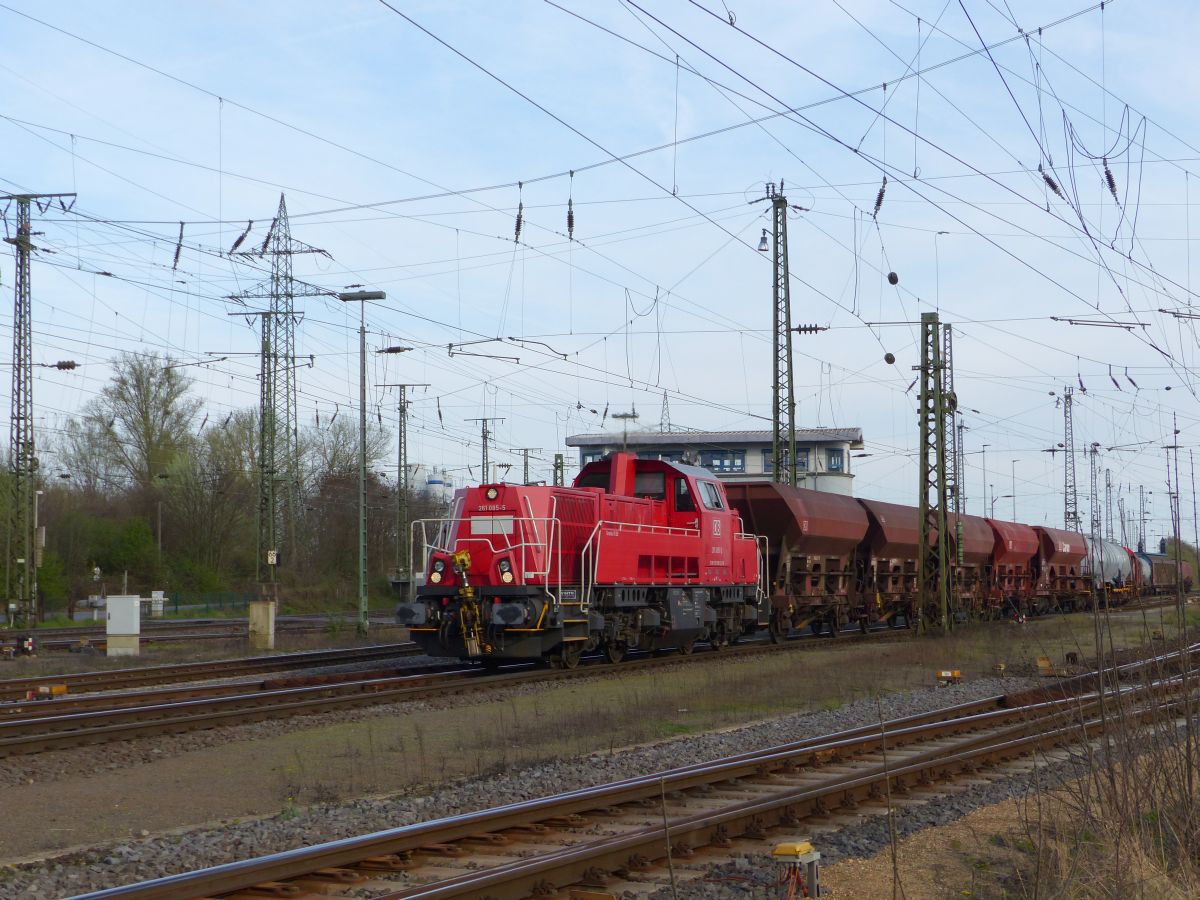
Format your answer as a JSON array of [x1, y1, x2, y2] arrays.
[[1009, 667, 1200, 897], [267, 607, 1197, 806]]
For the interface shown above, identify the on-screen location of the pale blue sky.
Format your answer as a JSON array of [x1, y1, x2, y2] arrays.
[[2, 0, 1198, 542]]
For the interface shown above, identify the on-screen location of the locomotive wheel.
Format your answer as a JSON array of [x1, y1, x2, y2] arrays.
[[558, 643, 583, 669], [604, 643, 626, 664], [678, 638, 696, 655]]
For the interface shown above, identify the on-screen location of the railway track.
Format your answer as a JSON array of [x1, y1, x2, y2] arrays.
[[0, 643, 421, 700], [0, 615, 405, 652], [69, 644, 1198, 900], [0, 625, 916, 759], [0, 612, 1177, 761]]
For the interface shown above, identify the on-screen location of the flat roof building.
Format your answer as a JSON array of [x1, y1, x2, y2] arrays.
[[565, 427, 864, 495]]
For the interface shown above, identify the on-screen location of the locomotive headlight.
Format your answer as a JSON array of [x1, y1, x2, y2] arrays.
[[501, 571, 514, 583], [498, 559, 512, 573], [498, 558, 514, 582], [485, 487, 499, 500], [433, 559, 446, 573], [429, 571, 442, 584]]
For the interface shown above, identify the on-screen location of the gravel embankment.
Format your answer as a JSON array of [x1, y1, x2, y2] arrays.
[[0, 676, 1037, 898]]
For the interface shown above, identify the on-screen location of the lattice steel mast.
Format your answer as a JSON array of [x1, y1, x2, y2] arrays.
[[1105, 468, 1114, 540], [229, 195, 327, 582], [381, 383, 428, 588], [917, 312, 952, 632], [467, 418, 505, 479], [1063, 386, 1081, 532], [3, 192, 73, 625], [765, 184, 797, 486]]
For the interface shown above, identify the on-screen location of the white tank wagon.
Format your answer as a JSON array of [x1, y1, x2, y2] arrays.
[[1081, 537, 1135, 592]]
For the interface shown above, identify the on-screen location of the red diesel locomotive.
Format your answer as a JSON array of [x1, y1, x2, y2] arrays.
[[395, 452, 763, 667]]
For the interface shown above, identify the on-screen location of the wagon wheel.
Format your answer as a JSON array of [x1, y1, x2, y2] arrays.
[[604, 642, 626, 664], [678, 638, 696, 656]]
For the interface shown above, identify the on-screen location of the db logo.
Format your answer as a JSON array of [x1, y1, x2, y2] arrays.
[[712, 519, 722, 536]]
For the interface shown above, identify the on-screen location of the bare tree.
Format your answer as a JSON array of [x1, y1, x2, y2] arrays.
[[303, 417, 389, 480], [163, 412, 257, 572], [76, 352, 203, 490]]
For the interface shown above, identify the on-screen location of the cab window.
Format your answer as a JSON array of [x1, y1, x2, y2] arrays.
[[674, 478, 696, 512], [699, 481, 724, 510], [576, 471, 608, 489], [634, 471, 666, 500]]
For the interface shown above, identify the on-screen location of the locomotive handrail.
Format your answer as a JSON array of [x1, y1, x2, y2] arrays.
[[592, 520, 701, 538], [410, 516, 564, 603], [755, 534, 769, 605]]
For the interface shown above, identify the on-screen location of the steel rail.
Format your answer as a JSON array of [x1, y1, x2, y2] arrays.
[[0, 643, 419, 700], [0, 631, 921, 755], [68, 676, 1179, 900], [0, 662, 475, 719], [396, 694, 1185, 900]]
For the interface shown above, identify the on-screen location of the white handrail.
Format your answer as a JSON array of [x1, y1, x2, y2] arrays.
[[411, 515, 563, 605]]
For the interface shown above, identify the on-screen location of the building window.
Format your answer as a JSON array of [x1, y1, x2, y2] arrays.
[[699, 449, 745, 473], [638, 450, 683, 463], [581, 451, 604, 466], [827, 448, 844, 472], [762, 448, 808, 474]]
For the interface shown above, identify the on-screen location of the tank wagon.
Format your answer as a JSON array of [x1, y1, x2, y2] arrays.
[[1081, 538, 1136, 599], [394, 453, 763, 667], [397, 453, 1194, 664]]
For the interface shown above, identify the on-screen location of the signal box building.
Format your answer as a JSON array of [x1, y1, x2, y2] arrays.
[[565, 428, 864, 495]]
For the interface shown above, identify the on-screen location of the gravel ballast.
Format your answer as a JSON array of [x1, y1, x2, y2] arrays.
[[640, 754, 1084, 899], [0, 676, 1041, 898]]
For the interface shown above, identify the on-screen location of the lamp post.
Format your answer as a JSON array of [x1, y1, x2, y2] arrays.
[[991, 493, 1013, 518], [338, 289, 385, 635]]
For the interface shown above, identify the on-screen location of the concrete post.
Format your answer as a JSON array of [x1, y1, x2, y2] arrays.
[[249, 599, 276, 651]]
